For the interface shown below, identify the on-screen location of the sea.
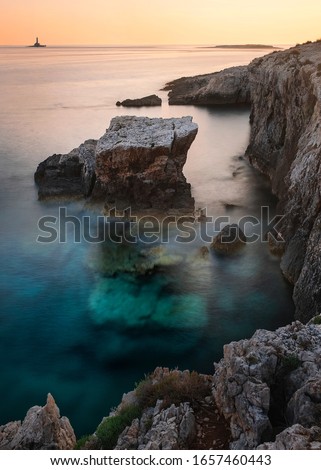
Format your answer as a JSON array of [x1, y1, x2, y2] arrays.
[[0, 45, 294, 436]]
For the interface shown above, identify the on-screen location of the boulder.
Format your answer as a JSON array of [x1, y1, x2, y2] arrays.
[[116, 94, 162, 107], [210, 224, 247, 254], [0, 394, 76, 450]]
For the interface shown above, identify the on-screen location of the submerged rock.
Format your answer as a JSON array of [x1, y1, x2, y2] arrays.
[[0, 394, 76, 450], [116, 94, 162, 107], [210, 224, 247, 254]]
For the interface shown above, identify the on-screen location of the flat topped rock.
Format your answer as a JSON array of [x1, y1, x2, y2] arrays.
[[93, 116, 198, 211], [96, 115, 198, 153], [116, 94, 162, 107]]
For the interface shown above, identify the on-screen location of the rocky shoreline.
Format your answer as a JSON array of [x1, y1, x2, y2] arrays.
[[5, 41, 319, 451], [166, 41, 321, 323]]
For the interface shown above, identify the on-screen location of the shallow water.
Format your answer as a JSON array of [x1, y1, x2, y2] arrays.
[[0, 45, 294, 435]]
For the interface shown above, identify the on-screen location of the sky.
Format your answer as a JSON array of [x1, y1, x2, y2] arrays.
[[1, 0, 320, 46]]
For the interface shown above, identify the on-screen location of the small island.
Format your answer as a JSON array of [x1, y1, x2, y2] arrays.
[[202, 44, 280, 49], [29, 37, 46, 48]]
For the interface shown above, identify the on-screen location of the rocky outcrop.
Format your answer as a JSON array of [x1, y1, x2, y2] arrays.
[[115, 401, 196, 450], [0, 394, 76, 450], [210, 224, 247, 254], [35, 116, 197, 213], [91, 116, 198, 211], [34, 139, 97, 199], [257, 424, 321, 450], [213, 321, 321, 449], [164, 66, 250, 105], [116, 95, 162, 107]]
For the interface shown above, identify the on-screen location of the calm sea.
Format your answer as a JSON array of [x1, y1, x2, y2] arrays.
[[0, 45, 294, 436]]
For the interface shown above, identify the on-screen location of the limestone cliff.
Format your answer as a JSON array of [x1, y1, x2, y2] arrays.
[[246, 42, 321, 322], [166, 41, 321, 322]]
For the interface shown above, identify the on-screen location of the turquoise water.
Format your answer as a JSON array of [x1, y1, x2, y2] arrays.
[[0, 46, 294, 436]]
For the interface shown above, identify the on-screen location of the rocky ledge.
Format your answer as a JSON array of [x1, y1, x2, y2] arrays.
[[0, 394, 76, 450], [35, 116, 198, 212], [116, 94, 162, 107], [166, 41, 321, 322], [164, 66, 250, 105]]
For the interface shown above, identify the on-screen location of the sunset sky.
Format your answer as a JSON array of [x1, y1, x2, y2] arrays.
[[1, 0, 320, 46]]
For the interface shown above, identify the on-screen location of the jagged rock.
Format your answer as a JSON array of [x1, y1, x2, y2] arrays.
[[115, 401, 196, 450], [116, 95, 162, 107], [164, 66, 250, 105], [212, 321, 321, 449], [0, 394, 76, 450], [257, 424, 321, 450], [210, 224, 246, 254], [34, 139, 97, 199], [286, 378, 321, 427], [92, 116, 198, 211]]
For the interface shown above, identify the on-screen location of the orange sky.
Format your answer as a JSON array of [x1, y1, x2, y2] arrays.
[[1, 0, 320, 45]]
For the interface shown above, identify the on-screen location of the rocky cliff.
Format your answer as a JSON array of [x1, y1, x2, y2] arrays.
[[166, 41, 321, 322], [35, 116, 197, 213]]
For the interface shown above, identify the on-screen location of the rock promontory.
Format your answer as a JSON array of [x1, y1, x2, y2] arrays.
[[164, 66, 250, 105], [35, 116, 198, 212], [0, 394, 76, 450], [116, 95, 162, 107]]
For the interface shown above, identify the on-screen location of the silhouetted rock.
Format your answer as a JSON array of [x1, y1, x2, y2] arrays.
[[116, 94, 162, 107]]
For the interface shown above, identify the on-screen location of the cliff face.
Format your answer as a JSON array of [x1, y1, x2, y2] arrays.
[[166, 41, 321, 322], [246, 43, 321, 322]]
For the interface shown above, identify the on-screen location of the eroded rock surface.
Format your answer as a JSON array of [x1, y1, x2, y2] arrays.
[[213, 321, 321, 449], [0, 394, 76, 450], [92, 116, 198, 211], [165, 66, 250, 105], [115, 401, 196, 450]]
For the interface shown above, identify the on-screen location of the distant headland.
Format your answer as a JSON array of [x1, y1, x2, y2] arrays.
[[29, 37, 46, 48], [203, 44, 280, 49]]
